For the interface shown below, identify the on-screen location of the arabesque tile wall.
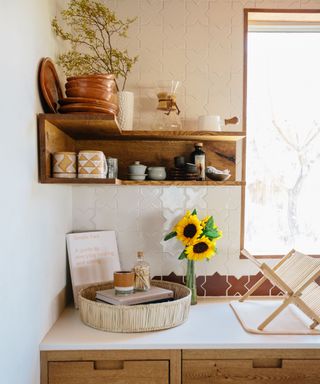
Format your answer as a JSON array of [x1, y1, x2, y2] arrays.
[[71, 0, 320, 295]]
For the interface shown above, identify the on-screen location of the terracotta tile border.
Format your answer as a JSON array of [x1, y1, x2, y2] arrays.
[[153, 272, 285, 296]]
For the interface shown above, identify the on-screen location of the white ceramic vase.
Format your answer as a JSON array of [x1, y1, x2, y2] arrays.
[[118, 91, 134, 131]]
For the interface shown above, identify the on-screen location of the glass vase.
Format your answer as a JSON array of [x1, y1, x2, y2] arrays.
[[186, 259, 197, 305]]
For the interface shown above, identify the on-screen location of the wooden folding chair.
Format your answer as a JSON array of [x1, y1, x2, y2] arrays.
[[240, 249, 320, 330]]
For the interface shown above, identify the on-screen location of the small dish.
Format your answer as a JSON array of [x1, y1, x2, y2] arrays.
[[206, 172, 231, 181], [205, 166, 231, 181], [128, 174, 147, 181]]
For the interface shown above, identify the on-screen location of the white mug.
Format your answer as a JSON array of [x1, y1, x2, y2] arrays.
[[198, 115, 221, 131]]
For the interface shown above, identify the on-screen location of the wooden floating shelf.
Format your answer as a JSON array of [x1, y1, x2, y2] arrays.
[[38, 113, 121, 140], [120, 131, 245, 142], [40, 178, 245, 186], [38, 114, 245, 141], [40, 178, 121, 185], [38, 113, 246, 185], [120, 180, 245, 186]]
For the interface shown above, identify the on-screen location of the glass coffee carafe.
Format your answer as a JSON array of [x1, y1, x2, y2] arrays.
[[153, 80, 182, 131]]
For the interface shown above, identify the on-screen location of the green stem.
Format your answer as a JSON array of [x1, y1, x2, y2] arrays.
[[186, 259, 197, 305]]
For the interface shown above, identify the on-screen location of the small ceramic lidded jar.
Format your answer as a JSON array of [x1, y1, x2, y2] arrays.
[[133, 251, 151, 291], [128, 161, 147, 175], [128, 161, 147, 181]]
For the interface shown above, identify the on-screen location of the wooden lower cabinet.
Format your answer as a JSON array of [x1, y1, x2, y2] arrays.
[[41, 350, 181, 384], [49, 360, 169, 384], [41, 349, 320, 384], [182, 350, 320, 384]]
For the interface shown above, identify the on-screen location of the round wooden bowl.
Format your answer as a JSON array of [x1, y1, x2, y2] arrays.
[[58, 102, 118, 115], [59, 97, 118, 108], [67, 74, 115, 81], [79, 280, 191, 333], [65, 87, 118, 103], [65, 79, 117, 90]]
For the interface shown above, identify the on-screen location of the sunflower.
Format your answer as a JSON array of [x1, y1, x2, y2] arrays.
[[200, 216, 210, 228], [185, 236, 216, 261], [175, 212, 202, 246]]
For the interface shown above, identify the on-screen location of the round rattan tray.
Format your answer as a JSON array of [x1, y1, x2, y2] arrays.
[[79, 280, 191, 333]]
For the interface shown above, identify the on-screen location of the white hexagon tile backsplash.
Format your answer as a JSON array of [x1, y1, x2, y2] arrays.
[[68, 0, 320, 295], [72, 186, 247, 277]]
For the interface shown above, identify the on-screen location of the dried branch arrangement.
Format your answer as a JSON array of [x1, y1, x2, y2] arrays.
[[52, 0, 138, 90]]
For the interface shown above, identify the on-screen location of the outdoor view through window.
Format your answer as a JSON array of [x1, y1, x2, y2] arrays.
[[245, 15, 320, 255]]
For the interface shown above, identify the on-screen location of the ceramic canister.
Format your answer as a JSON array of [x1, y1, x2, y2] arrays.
[[52, 152, 77, 178], [198, 115, 221, 131], [148, 166, 166, 180], [78, 150, 107, 178]]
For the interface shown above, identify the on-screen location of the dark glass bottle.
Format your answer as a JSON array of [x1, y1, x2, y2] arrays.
[[191, 143, 206, 180]]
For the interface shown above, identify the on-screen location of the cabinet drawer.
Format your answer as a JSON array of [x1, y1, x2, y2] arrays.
[[183, 359, 320, 384], [49, 360, 169, 384]]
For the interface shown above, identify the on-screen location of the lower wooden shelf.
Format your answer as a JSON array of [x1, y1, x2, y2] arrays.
[[120, 180, 244, 186], [38, 114, 244, 186], [40, 178, 245, 186], [41, 178, 121, 185]]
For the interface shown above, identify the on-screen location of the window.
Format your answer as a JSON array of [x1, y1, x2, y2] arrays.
[[244, 10, 320, 256]]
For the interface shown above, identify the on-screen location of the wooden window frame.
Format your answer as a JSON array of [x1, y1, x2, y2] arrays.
[[240, 8, 320, 259]]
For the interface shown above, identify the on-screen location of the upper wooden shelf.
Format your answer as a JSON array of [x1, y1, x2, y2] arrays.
[[120, 130, 245, 142], [39, 114, 245, 141], [39, 113, 121, 140]]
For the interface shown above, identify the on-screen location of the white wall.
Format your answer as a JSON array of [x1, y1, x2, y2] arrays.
[[0, 1, 72, 383]]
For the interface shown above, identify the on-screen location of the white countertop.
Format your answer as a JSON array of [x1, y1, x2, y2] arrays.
[[40, 299, 320, 351]]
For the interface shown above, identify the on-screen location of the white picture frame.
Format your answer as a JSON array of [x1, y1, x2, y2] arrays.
[[66, 230, 121, 308]]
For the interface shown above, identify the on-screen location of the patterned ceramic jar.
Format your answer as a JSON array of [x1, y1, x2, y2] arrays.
[[78, 150, 107, 178], [52, 152, 77, 178]]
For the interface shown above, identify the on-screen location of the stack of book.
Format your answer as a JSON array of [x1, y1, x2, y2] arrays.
[[96, 286, 174, 306]]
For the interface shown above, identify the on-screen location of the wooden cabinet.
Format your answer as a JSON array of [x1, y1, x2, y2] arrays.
[[49, 360, 169, 384], [41, 349, 320, 384], [183, 359, 320, 384], [41, 350, 181, 384], [38, 113, 245, 185], [182, 350, 320, 384]]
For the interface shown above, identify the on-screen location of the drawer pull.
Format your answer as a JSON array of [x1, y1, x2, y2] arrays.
[[94, 360, 124, 370], [252, 359, 282, 368]]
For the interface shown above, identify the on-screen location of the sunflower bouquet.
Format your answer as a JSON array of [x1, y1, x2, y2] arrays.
[[164, 209, 222, 304]]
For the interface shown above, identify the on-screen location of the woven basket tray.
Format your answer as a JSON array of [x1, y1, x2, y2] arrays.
[[79, 280, 191, 333]]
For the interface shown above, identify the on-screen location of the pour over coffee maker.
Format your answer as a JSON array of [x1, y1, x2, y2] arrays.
[[153, 80, 182, 130]]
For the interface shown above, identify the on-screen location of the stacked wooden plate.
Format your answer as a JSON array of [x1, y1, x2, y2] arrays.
[[168, 167, 199, 181], [58, 74, 118, 115]]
